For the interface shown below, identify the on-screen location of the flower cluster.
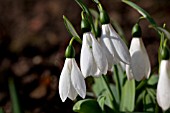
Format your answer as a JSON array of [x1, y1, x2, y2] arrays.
[[59, 9, 152, 102], [57, 0, 170, 112]]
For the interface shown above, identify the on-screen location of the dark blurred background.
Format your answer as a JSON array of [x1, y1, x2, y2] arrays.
[[0, 0, 170, 113]]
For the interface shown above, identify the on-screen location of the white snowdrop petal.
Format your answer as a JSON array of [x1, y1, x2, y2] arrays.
[[140, 39, 151, 79], [59, 59, 71, 102], [101, 25, 119, 65], [108, 24, 131, 64], [100, 37, 118, 68], [80, 33, 98, 77], [68, 80, 78, 100], [91, 33, 108, 74], [129, 38, 151, 81], [71, 59, 86, 98], [131, 51, 146, 81], [157, 60, 170, 111], [101, 27, 116, 55]]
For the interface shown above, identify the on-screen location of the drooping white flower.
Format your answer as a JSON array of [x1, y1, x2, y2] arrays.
[[59, 58, 86, 102], [157, 59, 170, 111], [101, 24, 131, 66], [126, 38, 151, 81], [80, 32, 108, 77]]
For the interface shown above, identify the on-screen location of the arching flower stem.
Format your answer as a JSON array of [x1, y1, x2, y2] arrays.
[[69, 36, 82, 45]]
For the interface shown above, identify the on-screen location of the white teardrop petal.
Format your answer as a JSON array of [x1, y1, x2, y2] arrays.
[[131, 51, 146, 81], [108, 24, 131, 64], [101, 26, 116, 56], [80, 33, 98, 77], [90, 33, 108, 74], [71, 59, 86, 98], [157, 60, 170, 111], [68, 80, 78, 100], [140, 39, 151, 79], [129, 38, 151, 81], [59, 59, 71, 102], [101, 25, 119, 65]]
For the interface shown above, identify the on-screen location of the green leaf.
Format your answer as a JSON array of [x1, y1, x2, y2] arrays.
[[92, 77, 106, 97], [63, 15, 80, 38], [147, 75, 159, 85], [143, 94, 154, 112], [92, 77, 112, 109], [97, 96, 106, 111], [92, 76, 118, 111], [109, 84, 119, 104], [8, 78, 22, 113], [157, 27, 170, 40], [75, 0, 89, 16], [73, 99, 102, 113], [113, 65, 124, 104], [146, 88, 156, 103], [92, 0, 100, 4], [122, 0, 157, 27], [120, 79, 135, 112], [0, 108, 4, 113], [136, 90, 146, 106]]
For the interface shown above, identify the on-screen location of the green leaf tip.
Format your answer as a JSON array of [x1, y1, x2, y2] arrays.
[[63, 15, 80, 38]]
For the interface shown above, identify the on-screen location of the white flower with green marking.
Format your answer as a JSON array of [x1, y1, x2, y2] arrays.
[[59, 58, 86, 102], [80, 32, 108, 77]]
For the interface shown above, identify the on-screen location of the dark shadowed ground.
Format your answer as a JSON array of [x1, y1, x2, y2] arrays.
[[0, 0, 170, 112]]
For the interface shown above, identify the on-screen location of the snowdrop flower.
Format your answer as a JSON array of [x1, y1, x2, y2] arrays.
[[126, 37, 151, 81], [126, 24, 151, 81], [157, 47, 170, 111], [80, 17, 108, 77], [80, 32, 108, 77], [99, 10, 131, 69], [59, 45, 86, 102]]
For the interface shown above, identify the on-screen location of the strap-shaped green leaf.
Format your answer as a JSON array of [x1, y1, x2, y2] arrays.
[[8, 78, 22, 113], [63, 15, 80, 38], [97, 96, 106, 111], [120, 79, 135, 112], [147, 74, 159, 86], [122, 0, 157, 27], [0, 108, 4, 113], [92, 0, 100, 4]]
